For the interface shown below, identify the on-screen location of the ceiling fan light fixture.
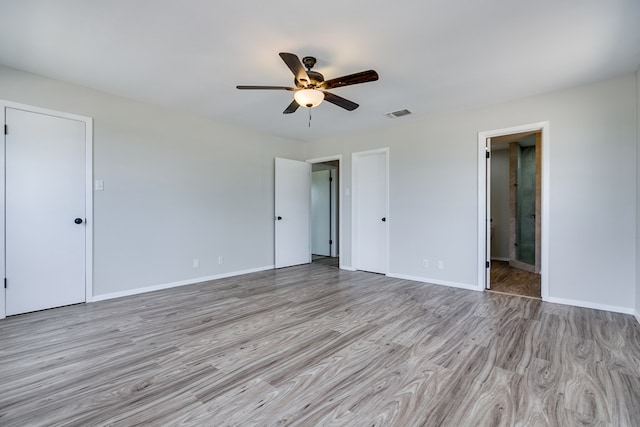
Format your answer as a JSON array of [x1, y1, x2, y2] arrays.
[[237, 53, 377, 114], [294, 89, 324, 108]]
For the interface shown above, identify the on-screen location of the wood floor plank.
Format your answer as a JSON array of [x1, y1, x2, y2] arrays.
[[1, 262, 639, 426]]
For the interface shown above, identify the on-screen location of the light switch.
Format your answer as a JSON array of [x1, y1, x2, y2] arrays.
[[95, 180, 104, 191]]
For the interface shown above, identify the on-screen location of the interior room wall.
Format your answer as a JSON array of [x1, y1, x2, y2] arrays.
[[306, 73, 637, 313], [0, 65, 305, 298], [490, 148, 509, 261], [636, 67, 640, 321]]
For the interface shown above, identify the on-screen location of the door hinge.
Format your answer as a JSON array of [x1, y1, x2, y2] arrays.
[[486, 151, 490, 159], [486, 261, 490, 268], [4, 278, 6, 289], [329, 239, 333, 245], [329, 176, 333, 182], [4, 124, 7, 135]]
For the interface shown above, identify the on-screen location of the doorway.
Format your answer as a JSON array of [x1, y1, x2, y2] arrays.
[[1, 101, 93, 319], [308, 156, 342, 269], [311, 160, 339, 268], [478, 123, 549, 299], [489, 132, 541, 298]]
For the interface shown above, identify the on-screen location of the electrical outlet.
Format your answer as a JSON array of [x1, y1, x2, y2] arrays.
[[437, 260, 444, 270], [218, 256, 223, 265], [193, 259, 199, 268], [422, 259, 429, 268]]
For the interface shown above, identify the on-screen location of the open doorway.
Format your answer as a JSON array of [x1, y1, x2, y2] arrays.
[[310, 158, 340, 268], [482, 126, 547, 299]]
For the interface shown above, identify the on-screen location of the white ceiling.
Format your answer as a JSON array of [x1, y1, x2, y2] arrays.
[[1, 0, 639, 142]]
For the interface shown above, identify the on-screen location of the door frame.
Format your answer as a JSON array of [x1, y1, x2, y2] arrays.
[[351, 148, 390, 274], [478, 122, 549, 299], [306, 155, 343, 268], [1, 100, 93, 319]]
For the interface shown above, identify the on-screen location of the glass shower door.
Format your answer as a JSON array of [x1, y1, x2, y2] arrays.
[[515, 145, 536, 266]]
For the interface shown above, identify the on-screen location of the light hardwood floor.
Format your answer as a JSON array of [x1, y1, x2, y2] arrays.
[[312, 255, 340, 268], [489, 261, 541, 299], [1, 263, 639, 426]]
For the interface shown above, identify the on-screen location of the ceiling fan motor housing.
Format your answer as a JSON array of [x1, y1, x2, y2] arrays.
[[294, 56, 324, 88], [296, 70, 324, 88]]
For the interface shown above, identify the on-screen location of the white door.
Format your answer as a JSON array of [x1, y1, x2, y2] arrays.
[[353, 150, 388, 274], [275, 157, 311, 268], [311, 169, 331, 256], [485, 138, 491, 289], [5, 107, 87, 315]]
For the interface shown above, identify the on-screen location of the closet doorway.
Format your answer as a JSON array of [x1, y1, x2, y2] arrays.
[[309, 157, 341, 269]]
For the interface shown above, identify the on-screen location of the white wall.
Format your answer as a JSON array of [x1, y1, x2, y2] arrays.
[[307, 74, 637, 312], [0, 65, 304, 298], [490, 149, 509, 260], [636, 68, 640, 321]]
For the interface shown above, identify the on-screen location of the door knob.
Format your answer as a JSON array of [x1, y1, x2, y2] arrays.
[[276, 216, 283, 220], [74, 218, 83, 224], [381, 217, 386, 222]]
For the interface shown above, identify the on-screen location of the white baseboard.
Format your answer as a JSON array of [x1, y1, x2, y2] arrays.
[[544, 296, 635, 316], [491, 257, 510, 262], [340, 265, 356, 271], [635, 311, 640, 326], [387, 273, 481, 292], [90, 265, 275, 302]]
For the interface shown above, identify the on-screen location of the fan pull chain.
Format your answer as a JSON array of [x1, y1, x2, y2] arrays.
[[308, 109, 312, 128]]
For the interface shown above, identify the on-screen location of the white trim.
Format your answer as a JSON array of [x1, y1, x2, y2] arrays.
[[0, 100, 93, 319], [544, 296, 635, 316], [635, 311, 640, 326], [485, 138, 491, 289], [84, 117, 94, 302], [478, 135, 488, 291], [490, 257, 510, 262], [0, 107, 5, 319], [306, 155, 343, 267], [306, 155, 343, 163], [387, 273, 480, 292], [352, 148, 390, 274], [340, 265, 357, 272], [90, 265, 274, 302], [478, 122, 550, 298]]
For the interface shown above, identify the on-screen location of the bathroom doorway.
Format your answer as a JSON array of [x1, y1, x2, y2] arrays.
[[488, 131, 541, 298]]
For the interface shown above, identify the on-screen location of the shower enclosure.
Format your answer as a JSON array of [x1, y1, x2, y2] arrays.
[[510, 135, 540, 273]]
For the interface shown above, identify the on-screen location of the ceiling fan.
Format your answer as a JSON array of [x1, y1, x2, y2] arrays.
[[236, 52, 379, 114]]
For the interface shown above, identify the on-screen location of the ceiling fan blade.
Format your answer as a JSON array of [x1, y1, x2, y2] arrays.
[[322, 91, 359, 111], [279, 52, 311, 87], [236, 85, 295, 90], [283, 100, 300, 114], [319, 70, 379, 90]]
